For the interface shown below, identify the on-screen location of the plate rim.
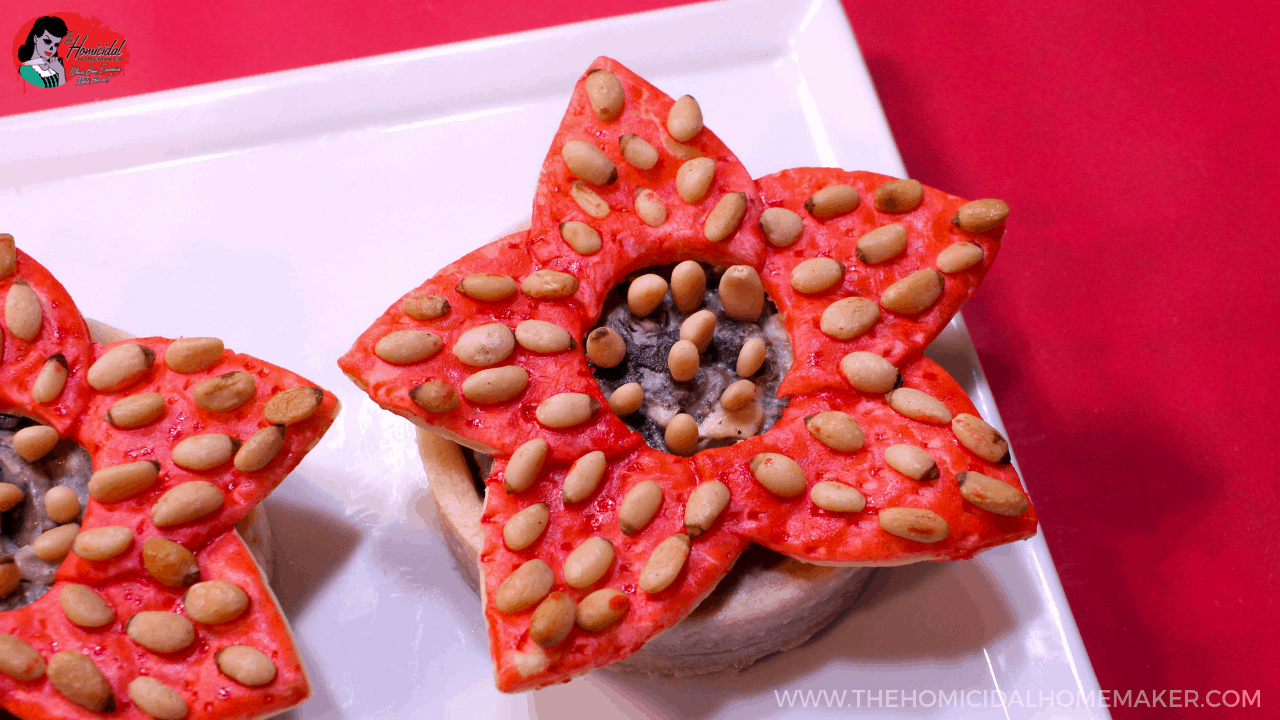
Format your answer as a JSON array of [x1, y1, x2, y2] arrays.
[[0, 0, 1107, 717]]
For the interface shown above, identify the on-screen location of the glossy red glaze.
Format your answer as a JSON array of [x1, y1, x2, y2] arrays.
[[0, 241, 95, 437]]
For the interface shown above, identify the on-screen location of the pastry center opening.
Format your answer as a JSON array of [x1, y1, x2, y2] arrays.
[[588, 262, 792, 456], [1, 415, 93, 611]]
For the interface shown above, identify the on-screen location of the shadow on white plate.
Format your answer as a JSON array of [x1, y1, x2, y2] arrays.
[[262, 485, 365, 720], [266, 496, 364, 618]]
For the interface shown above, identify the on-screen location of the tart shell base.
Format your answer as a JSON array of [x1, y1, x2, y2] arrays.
[[418, 429, 875, 678]]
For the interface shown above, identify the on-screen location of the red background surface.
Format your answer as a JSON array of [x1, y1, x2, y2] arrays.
[[2, 1, 1276, 717]]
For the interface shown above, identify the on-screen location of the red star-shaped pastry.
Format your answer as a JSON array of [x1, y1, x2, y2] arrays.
[[0, 234, 337, 718], [339, 57, 1036, 691]]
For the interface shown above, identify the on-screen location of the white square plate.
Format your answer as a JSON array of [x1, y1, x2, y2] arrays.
[[0, 0, 1107, 717]]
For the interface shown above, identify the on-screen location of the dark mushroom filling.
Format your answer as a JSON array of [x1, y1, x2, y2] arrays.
[[0, 415, 93, 611], [590, 263, 792, 455], [459, 262, 792, 490]]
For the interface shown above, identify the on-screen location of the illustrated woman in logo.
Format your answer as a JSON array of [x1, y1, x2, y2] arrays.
[[18, 16, 68, 88]]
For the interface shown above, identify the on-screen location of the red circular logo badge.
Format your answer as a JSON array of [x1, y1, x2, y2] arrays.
[[13, 14, 129, 89]]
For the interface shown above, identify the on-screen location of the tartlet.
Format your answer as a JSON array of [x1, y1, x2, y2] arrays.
[[0, 235, 337, 720], [340, 57, 1037, 691]]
